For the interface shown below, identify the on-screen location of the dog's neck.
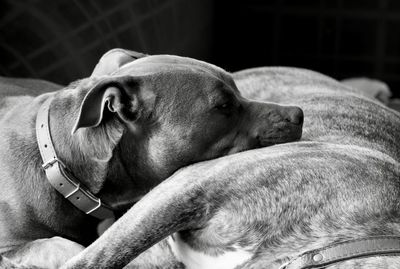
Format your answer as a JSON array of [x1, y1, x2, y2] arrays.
[[0, 94, 100, 250], [0, 85, 162, 250], [48, 87, 157, 214]]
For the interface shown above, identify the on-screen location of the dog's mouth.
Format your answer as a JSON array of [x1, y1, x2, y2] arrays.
[[259, 124, 303, 146], [216, 121, 303, 156], [260, 136, 300, 146], [222, 128, 302, 156]]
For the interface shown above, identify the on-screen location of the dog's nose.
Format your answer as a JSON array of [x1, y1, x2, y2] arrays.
[[284, 106, 304, 125]]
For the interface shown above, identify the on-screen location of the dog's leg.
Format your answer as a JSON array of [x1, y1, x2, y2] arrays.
[[2, 237, 84, 269], [61, 156, 236, 269], [124, 239, 184, 269]]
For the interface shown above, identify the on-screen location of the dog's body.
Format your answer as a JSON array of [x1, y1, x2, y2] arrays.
[[0, 51, 303, 268], [62, 67, 400, 269]]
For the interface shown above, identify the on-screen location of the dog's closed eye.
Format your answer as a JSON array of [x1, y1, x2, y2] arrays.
[[213, 93, 241, 117], [215, 102, 232, 110], [214, 101, 236, 117]]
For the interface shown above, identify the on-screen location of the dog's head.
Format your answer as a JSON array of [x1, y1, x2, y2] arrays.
[[72, 49, 303, 190]]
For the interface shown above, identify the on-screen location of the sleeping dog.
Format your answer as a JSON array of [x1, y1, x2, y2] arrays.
[[0, 50, 303, 268], [63, 67, 400, 269]]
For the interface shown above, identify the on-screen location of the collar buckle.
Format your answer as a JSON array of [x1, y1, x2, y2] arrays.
[[42, 157, 65, 170]]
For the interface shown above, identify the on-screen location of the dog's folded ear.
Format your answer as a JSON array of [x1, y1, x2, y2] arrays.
[[91, 48, 147, 77], [71, 76, 142, 134]]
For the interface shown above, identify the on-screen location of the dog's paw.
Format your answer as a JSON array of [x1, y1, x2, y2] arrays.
[[3, 237, 84, 269]]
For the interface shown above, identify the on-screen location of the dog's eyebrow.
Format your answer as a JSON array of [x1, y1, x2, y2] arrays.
[[219, 74, 240, 93], [213, 79, 240, 96], [212, 85, 237, 103]]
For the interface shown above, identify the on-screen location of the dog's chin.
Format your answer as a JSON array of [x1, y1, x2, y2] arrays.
[[215, 125, 303, 156], [260, 138, 297, 147], [260, 132, 302, 147]]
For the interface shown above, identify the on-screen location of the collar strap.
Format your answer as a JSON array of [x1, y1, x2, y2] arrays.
[[36, 97, 115, 220], [281, 236, 400, 269]]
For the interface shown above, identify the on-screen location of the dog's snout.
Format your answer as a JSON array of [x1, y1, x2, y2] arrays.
[[284, 107, 304, 125]]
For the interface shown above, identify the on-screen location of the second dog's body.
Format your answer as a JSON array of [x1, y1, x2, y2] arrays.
[[63, 67, 400, 269]]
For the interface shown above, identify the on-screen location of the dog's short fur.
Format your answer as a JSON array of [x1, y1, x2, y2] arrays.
[[62, 67, 400, 269], [0, 50, 303, 268]]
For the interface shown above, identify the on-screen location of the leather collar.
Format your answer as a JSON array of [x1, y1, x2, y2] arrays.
[[280, 236, 400, 269], [36, 97, 115, 220]]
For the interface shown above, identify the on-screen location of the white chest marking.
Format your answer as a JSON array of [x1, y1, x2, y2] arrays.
[[168, 234, 254, 269]]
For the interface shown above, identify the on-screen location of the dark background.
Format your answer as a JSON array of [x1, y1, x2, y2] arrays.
[[1, 0, 399, 97]]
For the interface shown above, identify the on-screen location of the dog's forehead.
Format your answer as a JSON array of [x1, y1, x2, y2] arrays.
[[116, 55, 233, 85], [128, 55, 225, 72]]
